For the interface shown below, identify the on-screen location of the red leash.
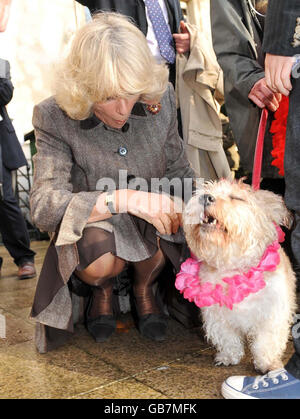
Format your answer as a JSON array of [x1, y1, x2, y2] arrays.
[[252, 108, 269, 190]]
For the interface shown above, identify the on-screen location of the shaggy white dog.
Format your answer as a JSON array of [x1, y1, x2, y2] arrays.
[[181, 179, 297, 373]]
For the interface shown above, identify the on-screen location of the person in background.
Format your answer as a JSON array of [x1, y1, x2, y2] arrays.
[[0, 58, 36, 279], [221, 0, 300, 399], [210, 0, 284, 194]]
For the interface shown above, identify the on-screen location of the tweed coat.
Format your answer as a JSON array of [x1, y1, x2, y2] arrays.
[[30, 83, 195, 352]]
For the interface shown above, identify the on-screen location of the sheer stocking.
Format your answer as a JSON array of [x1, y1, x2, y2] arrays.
[[76, 251, 125, 320], [132, 249, 166, 317], [89, 278, 114, 319]]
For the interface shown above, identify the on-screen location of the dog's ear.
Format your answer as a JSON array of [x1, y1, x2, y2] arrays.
[[254, 189, 293, 228]]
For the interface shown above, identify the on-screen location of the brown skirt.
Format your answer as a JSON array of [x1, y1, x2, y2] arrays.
[[31, 217, 188, 319], [75, 217, 185, 272]]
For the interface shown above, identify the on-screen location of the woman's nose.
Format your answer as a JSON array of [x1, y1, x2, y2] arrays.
[[117, 99, 131, 116]]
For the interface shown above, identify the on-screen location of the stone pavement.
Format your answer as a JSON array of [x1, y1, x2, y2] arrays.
[[0, 240, 296, 399]]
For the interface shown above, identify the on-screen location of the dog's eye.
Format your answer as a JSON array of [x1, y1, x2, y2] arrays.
[[229, 195, 246, 202]]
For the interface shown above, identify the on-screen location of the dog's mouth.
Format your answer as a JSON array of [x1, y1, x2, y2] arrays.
[[201, 214, 217, 226], [200, 211, 227, 232]]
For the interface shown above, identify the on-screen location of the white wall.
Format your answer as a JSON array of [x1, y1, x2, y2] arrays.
[[0, 0, 86, 222], [1, 0, 86, 138]]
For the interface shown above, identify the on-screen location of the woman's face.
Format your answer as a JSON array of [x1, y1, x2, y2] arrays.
[[93, 95, 139, 129]]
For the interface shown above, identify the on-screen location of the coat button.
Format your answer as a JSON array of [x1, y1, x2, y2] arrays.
[[118, 146, 128, 156]]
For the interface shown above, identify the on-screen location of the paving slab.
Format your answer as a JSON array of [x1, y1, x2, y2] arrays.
[[0, 241, 298, 399]]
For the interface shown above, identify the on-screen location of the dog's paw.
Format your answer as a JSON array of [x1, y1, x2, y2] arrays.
[[214, 353, 242, 367], [253, 359, 284, 374]]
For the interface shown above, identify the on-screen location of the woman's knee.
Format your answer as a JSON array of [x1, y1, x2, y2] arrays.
[[76, 253, 126, 286]]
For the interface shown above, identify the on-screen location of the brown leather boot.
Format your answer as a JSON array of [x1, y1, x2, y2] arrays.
[[17, 262, 36, 280]]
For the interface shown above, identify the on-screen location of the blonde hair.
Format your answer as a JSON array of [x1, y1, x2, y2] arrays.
[[53, 12, 169, 120]]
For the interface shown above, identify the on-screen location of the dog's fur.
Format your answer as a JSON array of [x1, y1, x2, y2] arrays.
[[183, 179, 297, 373]]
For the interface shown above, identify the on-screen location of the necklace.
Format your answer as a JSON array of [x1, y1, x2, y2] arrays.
[[175, 226, 285, 310], [248, 0, 266, 18]]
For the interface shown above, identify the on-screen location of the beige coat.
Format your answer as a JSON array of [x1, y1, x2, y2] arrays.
[[176, 23, 231, 180]]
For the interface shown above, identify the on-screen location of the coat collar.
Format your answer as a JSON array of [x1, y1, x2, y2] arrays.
[[80, 102, 147, 130], [241, 0, 262, 59]]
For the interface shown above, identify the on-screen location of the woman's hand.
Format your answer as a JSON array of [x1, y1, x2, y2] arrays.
[[117, 190, 183, 236], [265, 53, 295, 96], [90, 190, 183, 235]]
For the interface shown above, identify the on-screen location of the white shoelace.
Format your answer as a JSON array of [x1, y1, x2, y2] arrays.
[[252, 369, 289, 389]]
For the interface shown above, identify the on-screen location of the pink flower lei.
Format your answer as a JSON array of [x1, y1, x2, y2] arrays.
[[175, 226, 285, 310]]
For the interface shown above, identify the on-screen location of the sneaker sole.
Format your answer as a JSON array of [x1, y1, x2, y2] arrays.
[[221, 382, 256, 399], [18, 274, 36, 280]]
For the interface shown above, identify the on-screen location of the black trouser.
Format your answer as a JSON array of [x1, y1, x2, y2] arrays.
[[0, 164, 35, 266], [168, 63, 183, 139], [283, 77, 300, 379]]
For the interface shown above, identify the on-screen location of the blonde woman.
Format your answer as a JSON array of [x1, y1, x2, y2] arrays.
[[30, 12, 194, 352]]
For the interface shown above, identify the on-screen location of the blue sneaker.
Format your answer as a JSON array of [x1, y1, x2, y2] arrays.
[[222, 369, 300, 399]]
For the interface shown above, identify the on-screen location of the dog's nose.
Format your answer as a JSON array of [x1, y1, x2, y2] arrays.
[[199, 194, 215, 207]]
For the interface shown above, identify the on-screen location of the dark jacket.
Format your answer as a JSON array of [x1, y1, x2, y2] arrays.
[[76, 0, 183, 35], [210, 0, 277, 176], [0, 59, 27, 171], [263, 0, 300, 56]]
